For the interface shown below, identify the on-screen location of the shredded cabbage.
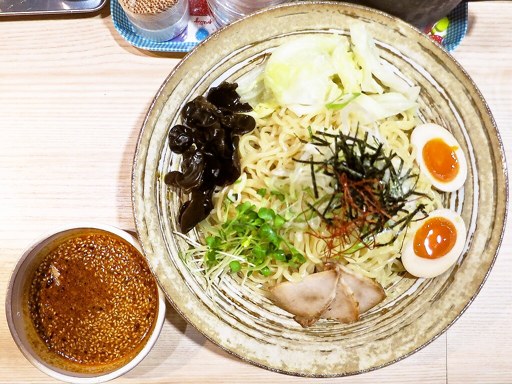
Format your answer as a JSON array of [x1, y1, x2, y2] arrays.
[[236, 24, 419, 121]]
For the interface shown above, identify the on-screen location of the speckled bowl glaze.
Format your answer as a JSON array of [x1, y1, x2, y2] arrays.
[[132, 1, 507, 377]]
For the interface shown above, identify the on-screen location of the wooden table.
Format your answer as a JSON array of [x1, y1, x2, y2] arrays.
[[1, 2, 511, 383]]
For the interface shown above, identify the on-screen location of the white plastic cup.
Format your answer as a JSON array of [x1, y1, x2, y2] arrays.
[[207, 0, 288, 26]]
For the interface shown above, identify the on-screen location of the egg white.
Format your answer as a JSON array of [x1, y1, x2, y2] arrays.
[[411, 123, 467, 192], [402, 208, 467, 278]]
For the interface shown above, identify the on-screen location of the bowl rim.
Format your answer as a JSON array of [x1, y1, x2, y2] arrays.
[[5, 222, 167, 384]]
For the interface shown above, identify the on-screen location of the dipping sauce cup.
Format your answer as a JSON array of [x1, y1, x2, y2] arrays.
[[5, 224, 166, 383]]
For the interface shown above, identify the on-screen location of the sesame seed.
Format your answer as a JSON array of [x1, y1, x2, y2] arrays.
[[118, 0, 179, 16]]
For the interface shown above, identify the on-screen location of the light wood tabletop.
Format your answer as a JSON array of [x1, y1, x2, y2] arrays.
[[1, 1, 511, 383]]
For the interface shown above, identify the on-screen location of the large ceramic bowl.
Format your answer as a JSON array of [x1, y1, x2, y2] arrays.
[[132, 1, 507, 377]]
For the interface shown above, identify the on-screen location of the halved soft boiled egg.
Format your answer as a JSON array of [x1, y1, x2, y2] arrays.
[[402, 208, 466, 278], [411, 123, 467, 192]]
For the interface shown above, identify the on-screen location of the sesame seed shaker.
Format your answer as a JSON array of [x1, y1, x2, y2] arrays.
[[118, 0, 189, 41]]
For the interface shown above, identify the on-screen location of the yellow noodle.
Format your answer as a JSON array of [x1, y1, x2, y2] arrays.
[[199, 105, 443, 289]]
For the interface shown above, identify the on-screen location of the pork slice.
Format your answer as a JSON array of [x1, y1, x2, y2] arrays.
[[339, 266, 386, 313], [269, 270, 339, 327], [321, 278, 359, 323]]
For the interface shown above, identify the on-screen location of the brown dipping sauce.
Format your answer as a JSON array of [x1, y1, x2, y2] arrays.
[[26, 230, 158, 373]]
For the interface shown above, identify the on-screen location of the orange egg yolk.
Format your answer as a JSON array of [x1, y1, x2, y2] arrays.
[[413, 217, 457, 259], [422, 138, 459, 182]]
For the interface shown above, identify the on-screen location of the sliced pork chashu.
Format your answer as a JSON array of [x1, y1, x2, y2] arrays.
[[269, 269, 339, 327], [321, 278, 359, 323], [339, 266, 386, 313]]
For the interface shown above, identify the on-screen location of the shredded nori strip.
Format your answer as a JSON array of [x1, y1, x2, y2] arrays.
[[295, 129, 431, 251]]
